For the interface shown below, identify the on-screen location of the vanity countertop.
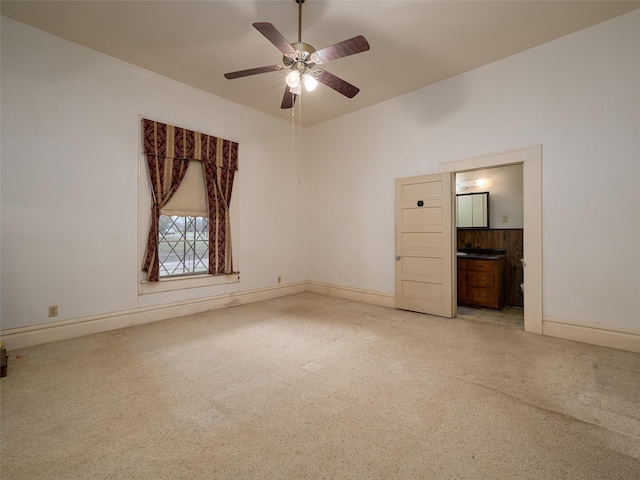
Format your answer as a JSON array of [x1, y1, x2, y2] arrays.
[[457, 249, 506, 260]]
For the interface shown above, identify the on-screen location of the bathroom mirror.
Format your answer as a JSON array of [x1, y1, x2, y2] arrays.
[[456, 192, 489, 228]]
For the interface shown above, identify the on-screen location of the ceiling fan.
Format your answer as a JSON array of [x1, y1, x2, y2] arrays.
[[224, 0, 370, 109]]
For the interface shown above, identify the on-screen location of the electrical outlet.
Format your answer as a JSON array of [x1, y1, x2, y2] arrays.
[[277, 276, 282, 284], [502, 214, 509, 223], [48, 305, 58, 318]]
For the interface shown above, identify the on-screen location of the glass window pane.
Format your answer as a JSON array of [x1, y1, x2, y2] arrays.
[[158, 215, 208, 278]]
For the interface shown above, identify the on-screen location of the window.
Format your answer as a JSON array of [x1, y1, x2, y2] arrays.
[[156, 158, 208, 279], [158, 215, 208, 277], [139, 118, 239, 293]]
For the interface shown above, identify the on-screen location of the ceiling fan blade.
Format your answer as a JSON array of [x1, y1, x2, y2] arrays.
[[253, 22, 296, 55], [313, 35, 370, 64], [315, 70, 360, 98], [281, 85, 298, 109], [224, 65, 283, 79]]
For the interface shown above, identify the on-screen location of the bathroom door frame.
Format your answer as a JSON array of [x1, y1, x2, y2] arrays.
[[440, 145, 542, 334]]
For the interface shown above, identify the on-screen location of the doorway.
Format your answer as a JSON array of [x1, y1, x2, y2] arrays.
[[455, 165, 524, 329], [441, 145, 542, 334]]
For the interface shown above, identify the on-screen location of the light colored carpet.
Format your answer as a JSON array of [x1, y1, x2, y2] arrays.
[[2, 292, 639, 479]]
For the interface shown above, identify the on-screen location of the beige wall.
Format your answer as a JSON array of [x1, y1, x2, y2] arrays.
[[2, 11, 639, 349], [1, 17, 309, 331], [307, 11, 640, 336]]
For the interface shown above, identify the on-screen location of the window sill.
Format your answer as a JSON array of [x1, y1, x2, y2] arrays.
[[139, 272, 239, 295]]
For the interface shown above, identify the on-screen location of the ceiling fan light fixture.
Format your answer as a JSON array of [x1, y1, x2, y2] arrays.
[[302, 73, 318, 92], [224, 0, 370, 109], [286, 69, 301, 88]]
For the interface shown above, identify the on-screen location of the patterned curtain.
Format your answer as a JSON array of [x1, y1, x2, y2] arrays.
[[141, 118, 239, 281], [203, 139, 238, 275]]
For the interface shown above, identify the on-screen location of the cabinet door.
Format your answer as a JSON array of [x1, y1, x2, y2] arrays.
[[468, 259, 494, 272], [457, 196, 473, 227], [472, 194, 488, 227], [457, 259, 468, 303], [468, 287, 498, 308], [468, 272, 494, 288]]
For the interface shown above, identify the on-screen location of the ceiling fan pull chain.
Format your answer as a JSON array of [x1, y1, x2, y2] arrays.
[[298, 90, 302, 184]]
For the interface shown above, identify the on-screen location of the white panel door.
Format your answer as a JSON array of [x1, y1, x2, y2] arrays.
[[395, 173, 454, 317]]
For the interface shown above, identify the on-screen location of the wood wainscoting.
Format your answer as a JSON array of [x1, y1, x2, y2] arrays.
[[457, 229, 523, 307]]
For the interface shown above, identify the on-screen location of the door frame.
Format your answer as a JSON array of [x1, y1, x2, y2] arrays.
[[440, 145, 542, 334]]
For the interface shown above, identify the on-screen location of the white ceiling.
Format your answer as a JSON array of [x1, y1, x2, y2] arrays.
[[2, 0, 638, 126]]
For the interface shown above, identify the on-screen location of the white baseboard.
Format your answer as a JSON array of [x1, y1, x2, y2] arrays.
[[1, 282, 306, 351], [543, 316, 640, 353], [306, 281, 395, 308], [5, 284, 639, 354]]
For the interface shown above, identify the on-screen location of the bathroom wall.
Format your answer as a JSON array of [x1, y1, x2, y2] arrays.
[[456, 164, 523, 229]]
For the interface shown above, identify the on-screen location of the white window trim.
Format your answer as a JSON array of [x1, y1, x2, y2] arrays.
[[139, 272, 239, 295]]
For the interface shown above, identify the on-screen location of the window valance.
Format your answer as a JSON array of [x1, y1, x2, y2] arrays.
[[142, 119, 239, 170]]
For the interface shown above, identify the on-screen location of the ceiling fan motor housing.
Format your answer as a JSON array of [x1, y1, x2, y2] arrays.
[[284, 42, 316, 71]]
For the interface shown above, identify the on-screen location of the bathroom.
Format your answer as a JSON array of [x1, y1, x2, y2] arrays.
[[455, 164, 524, 326]]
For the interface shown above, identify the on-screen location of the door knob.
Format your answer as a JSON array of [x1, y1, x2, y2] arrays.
[[395, 255, 402, 261]]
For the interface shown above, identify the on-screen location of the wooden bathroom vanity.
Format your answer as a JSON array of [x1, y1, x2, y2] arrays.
[[457, 252, 506, 310]]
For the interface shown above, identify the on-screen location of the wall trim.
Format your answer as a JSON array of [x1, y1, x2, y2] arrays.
[[543, 316, 640, 353], [440, 145, 543, 335], [307, 281, 395, 308], [1, 282, 306, 351], [5, 282, 639, 354]]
